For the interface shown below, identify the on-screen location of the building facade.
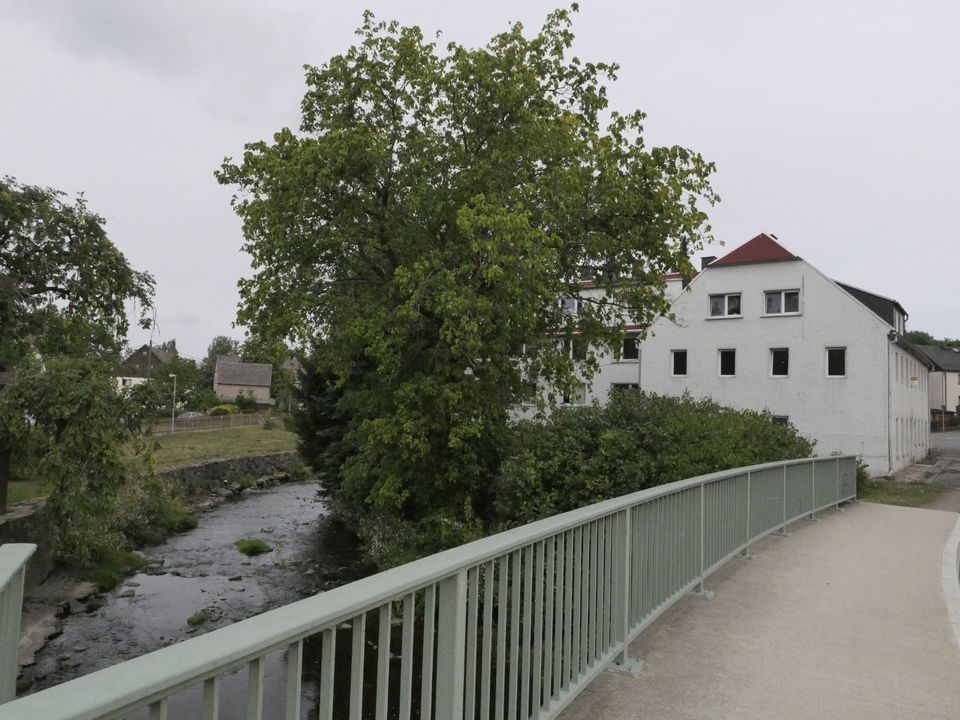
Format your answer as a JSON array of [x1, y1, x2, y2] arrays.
[[636, 234, 930, 476], [113, 344, 174, 388], [213, 355, 273, 407]]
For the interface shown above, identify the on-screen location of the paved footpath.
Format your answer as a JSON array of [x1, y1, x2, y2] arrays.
[[561, 502, 960, 720]]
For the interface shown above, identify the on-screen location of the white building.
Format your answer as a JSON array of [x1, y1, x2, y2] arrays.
[[635, 233, 930, 476]]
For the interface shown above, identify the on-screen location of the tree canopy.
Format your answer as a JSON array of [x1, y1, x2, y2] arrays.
[[0, 177, 153, 368], [906, 330, 960, 348], [0, 176, 154, 513], [218, 7, 718, 562]]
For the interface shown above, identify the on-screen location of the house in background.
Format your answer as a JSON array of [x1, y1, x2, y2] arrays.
[[637, 233, 930, 477], [113, 344, 174, 388], [916, 344, 960, 428], [213, 355, 273, 409]]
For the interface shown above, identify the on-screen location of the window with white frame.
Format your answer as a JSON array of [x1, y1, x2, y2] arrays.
[[672, 349, 688, 376], [560, 297, 582, 313], [770, 348, 789, 376], [562, 384, 587, 405], [562, 337, 588, 361], [620, 333, 639, 361], [719, 349, 736, 376], [709, 293, 741, 317], [827, 347, 846, 377], [764, 289, 800, 315]]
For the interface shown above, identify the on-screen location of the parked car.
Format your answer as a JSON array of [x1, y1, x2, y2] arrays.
[[177, 411, 206, 419]]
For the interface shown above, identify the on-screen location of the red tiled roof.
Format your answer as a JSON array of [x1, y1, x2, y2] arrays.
[[709, 233, 799, 268]]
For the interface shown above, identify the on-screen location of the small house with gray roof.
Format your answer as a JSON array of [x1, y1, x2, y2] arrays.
[[916, 344, 960, 426], [214, 355, 273, 408]]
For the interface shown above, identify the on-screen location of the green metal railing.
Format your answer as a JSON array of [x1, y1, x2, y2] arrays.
[[0, 455, 856, 719]]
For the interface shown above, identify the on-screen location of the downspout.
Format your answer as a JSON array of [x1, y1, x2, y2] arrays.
[[887, 333, 894, 476]]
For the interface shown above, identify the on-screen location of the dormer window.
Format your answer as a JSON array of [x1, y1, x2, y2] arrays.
[[709, 293, 741, 317], [764, 290, 800, 315]]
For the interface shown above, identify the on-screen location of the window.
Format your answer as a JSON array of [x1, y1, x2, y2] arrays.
[[672, 350, 688, 376], [563, 337, 588, 361], [764, 290, 800, 315], [709, 293, 741, 317], [770, 348, 789, 376], [827, 347, 846, 377], [719, 349, 736, 376], [771, 416, 790, 427], [560, 297, 582, 313], [121, 378, 132, 387], [610, 383, 639, 393], [521, 382, 538, 403], [620, 334, 639, 361], [562, 384, 587, 405]]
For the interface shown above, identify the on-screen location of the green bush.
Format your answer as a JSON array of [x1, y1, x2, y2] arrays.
[[494, 391, 814, 527], [207, 404, 238, 416], [235, 392, 258, 413]]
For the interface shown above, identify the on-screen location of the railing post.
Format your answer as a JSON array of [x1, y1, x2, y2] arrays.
[[611, 509, 642, 674], [435, 571, 467, 720], [699, 483, 705, 588], [777, 464, 789, 536], [741, 472, 752, 556], [835, 458, 841, 508], [687, 481, 714, 599], [617, 508, 631, 664], [810, 460, 817, 520], [0, 544, 36, 705]]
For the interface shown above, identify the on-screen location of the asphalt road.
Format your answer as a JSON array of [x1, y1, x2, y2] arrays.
[[923, 432, 960, 511], [932, 430, 960, 459]]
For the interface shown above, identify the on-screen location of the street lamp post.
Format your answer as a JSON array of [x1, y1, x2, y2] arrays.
[[169, 373, 177, 435]]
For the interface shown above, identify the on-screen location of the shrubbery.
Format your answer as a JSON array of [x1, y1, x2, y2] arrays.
[[494, 391, 814, 527], [207, 404, 238, 416]]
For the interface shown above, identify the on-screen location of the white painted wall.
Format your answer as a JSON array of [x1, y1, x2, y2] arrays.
[[888, 344, 931, 471], [114, 376, 148, 390], [636, 258, 925, 476]]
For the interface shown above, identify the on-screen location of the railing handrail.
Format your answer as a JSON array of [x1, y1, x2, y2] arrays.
[[0, 455, 857, 719], [0, 543, 35, 705], [0, 544, 35, 590]]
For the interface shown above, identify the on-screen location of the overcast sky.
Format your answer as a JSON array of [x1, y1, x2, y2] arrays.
[[2, 0, 957, 358]]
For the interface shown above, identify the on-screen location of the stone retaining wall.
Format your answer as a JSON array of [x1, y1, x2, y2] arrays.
[[158, 451, 299, 493], [0, 501, 54, 589]]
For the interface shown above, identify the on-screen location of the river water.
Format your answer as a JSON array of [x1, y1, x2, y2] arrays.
[[27, 480, 368, 719]]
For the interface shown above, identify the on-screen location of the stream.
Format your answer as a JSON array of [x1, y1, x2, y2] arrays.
[[26, 480, 368, 719]]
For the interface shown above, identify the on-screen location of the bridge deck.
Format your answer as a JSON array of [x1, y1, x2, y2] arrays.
[[561, 502, 960, 720]]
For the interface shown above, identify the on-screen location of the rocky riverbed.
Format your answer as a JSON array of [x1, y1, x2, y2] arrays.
[[18, 479, 366, 718]]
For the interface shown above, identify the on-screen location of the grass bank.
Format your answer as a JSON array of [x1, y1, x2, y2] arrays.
[[5, 426, 298, 508], [8, 480, 45, 505], [858, 479, 945, 507], [151, 425, 297, 468]]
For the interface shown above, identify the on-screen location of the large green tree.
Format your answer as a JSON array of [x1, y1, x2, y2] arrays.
[[217, 7, 717, 562], [0, 176, 153, 512]]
